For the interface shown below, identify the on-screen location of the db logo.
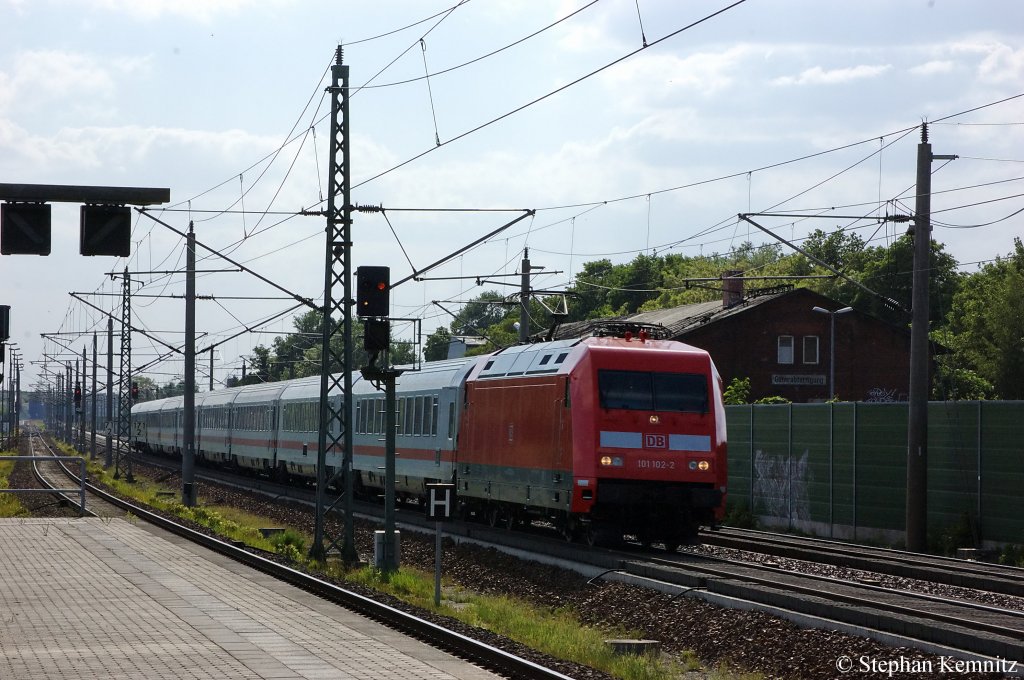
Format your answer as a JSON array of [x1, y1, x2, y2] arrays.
[[643, 434, 668, 449]]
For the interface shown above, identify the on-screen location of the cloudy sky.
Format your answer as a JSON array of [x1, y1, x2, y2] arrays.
[[1, 0, 1022, 390]]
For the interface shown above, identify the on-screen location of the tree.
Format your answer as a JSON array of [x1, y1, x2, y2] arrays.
[[723, 377, 750, 405], [942, 238, 1024, 398], [389, 340, 417, 366], [424, 327, 452, 361], [567, 258, 617, 321], [449, 291, 509, 335], [853, 235, 960, 326], [269, 310, 324, 381]]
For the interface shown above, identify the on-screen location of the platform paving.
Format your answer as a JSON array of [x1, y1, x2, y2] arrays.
[[0, 518, 502, 679]]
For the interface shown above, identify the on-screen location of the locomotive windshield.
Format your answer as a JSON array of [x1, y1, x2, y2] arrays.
[[598, 370, 708, 413]]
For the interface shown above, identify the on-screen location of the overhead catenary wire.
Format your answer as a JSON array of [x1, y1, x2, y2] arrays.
[[348, 0, 751, 191], [355, 1, 602, 89], [54, 23, 1024, 391]]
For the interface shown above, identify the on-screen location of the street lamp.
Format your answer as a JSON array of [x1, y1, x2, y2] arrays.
[[812, 306, 854, 400]]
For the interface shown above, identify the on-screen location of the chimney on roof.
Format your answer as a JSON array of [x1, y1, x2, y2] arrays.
[[722, 270, 744, 308]]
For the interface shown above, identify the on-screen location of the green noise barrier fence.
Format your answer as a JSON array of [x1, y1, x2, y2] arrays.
[[725, 401, 1023, 546]]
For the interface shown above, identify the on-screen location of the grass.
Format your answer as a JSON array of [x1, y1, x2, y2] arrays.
[[347, 566, 703, 680], [71, 447, 758, 680], [0, 450, 28, 517]]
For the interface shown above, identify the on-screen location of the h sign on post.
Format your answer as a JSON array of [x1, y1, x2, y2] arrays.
[[425, 482, 456, 521], [425, 482, 456, 606]]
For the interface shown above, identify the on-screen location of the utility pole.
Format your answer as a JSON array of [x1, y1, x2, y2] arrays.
[[519, 249, 531, 342], [517, 249, 546, 343], [91, 333, 97, 460], [65, 363, 72, 443], [79, 349, 86, 453], [906, 122, 956, 552], [182, 221, 197, 506], [105, 317, 113, 468], [313, 46, 356, 563], [115, 267, 133, 482], [14, 354, 19, 443], [209, 348, 214, 391]]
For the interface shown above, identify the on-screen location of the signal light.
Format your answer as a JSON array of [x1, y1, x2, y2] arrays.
[[1, 202, 51, 255], [356, 266, 390, 317], [74, 383, 82, 407], [80, 204, 131, 256], [363, 318, 390, 353], [131, 381, 139, 401]]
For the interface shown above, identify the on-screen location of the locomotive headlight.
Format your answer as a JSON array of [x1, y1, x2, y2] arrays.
[[649, 414, 659, 424], [698, 460, 710, 471], [600, 456, 613, 466], [688, 460, 697, 470]]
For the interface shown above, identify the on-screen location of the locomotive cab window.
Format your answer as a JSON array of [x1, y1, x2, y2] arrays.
[[598, 370, 708, 413]]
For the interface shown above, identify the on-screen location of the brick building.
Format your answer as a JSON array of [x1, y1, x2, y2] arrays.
[[553, 284, 913, 403]]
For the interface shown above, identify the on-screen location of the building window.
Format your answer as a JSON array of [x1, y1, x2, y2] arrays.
[[803, 336, 819, 364], [777, 335, 794, 364]]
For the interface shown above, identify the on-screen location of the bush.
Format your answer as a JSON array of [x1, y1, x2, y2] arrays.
[[997, 545, 1024, 567], [754, 395, 791, 404], [270, 528, 307, 562], [723, 377, 750, 405], [930, 513, 977, 555], [721, 501, 756, 529]]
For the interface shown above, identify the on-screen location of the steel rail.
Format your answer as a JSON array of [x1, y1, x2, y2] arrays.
[[34, 430, 576, 680], [701, 526, 1024, 595]]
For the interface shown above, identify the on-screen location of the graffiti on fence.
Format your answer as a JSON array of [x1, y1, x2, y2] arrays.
[[753, 448, 812, 522], [865, 387, 898, 402]]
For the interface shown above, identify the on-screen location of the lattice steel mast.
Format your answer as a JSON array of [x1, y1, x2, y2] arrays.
[[115, 267, 133, 481], [312, 46, 356, 562]]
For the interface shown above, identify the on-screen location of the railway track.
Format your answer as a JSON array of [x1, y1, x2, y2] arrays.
[[26, 432, 126, 518], [52, 433, 1024, 668], [622, 548, 1024, 662], [698, 525, 1024, 599], [26, 429, 582, 680]]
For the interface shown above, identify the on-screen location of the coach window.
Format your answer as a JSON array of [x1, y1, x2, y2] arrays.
[[777, 335, 794, 364], [413, 396, 424, 435], [447, 402, 456, 439], [420, 396, 429, 436], [803, 336, 819, 364], [431, 396, 439, 436]]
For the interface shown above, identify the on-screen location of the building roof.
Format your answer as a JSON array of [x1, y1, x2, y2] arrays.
[[549, 285, 796, 340]]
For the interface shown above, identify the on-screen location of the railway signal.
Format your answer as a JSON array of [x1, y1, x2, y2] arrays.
[[356, 266, 390, 317], [80, 204, 131, 257], [1, 202, 51, 255]]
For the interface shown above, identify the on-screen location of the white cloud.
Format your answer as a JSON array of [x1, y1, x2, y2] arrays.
[[0, 50, 151, 116], [0, 123, 279, 181], [977, 42, 1024, 84], [909, 60, 955, 76], [600, 46, 754, 111], [773, 64, 891, 86], [90, 0, 276, 22]]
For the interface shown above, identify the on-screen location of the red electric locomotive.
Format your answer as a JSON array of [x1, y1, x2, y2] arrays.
[[455, 332, 727, 547]]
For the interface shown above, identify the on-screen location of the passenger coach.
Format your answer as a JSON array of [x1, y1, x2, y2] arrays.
[[133, 334, 727, 546]]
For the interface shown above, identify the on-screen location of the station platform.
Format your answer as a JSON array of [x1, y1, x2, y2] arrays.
[[0, 518, 501, 679]]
